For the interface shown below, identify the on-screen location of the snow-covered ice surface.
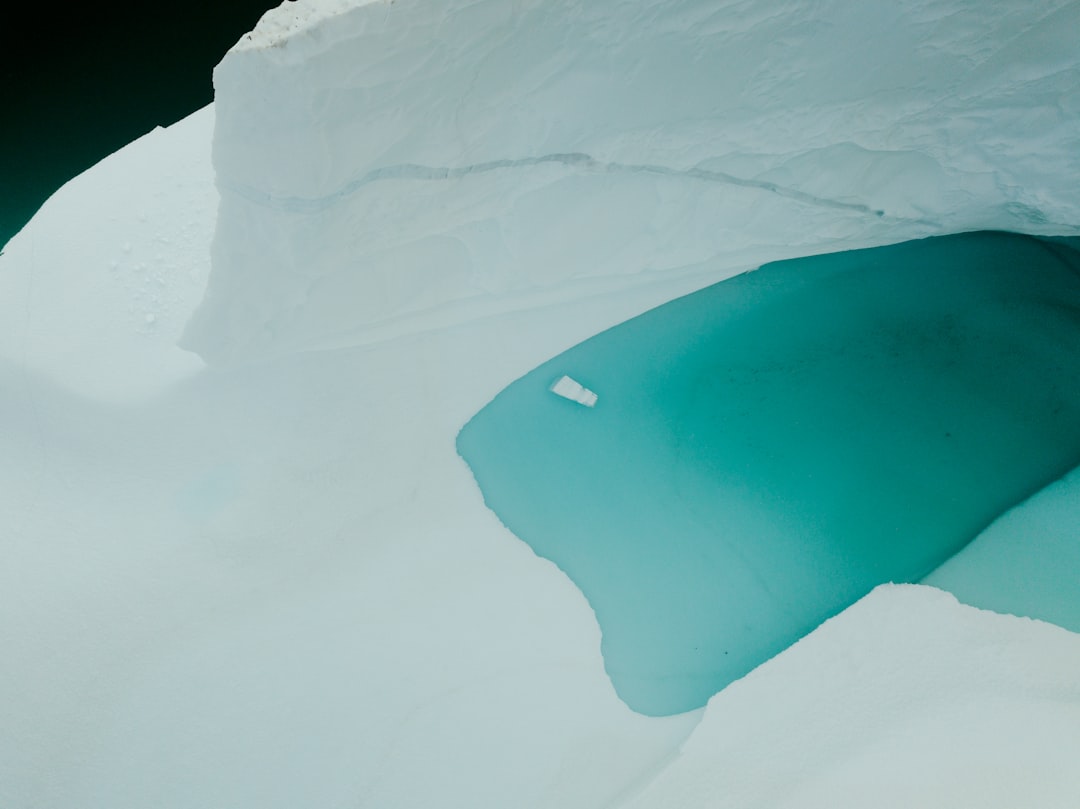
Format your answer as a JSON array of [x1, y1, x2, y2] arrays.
[[0, 142, 699, 805], [3, 0, 1080, 806], [0, 107, 213, 402]]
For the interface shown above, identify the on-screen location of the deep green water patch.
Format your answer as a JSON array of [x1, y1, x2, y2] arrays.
[[457, 232, 1080, 716]]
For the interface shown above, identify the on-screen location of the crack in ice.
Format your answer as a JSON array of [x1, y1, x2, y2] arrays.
[[222, 152, 890, 219]]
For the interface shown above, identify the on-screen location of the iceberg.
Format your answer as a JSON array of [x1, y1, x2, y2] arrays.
[[2, 0, 1080, 807]]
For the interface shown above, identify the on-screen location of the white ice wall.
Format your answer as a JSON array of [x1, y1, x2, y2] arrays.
[[184, 0, 1080, 364]]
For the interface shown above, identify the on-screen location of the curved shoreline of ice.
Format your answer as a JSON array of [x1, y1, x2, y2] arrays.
[[625, 584, 1080, 809]]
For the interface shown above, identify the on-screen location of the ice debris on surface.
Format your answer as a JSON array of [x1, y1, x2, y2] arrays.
[[550, 375, 598, 407]]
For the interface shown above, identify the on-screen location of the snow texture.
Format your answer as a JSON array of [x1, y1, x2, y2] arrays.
[[0, 107, 213, 401], [2, 0, 1080, 807]]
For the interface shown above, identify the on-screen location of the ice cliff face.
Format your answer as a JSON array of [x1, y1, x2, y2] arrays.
[[183, 0, 1080, 363]]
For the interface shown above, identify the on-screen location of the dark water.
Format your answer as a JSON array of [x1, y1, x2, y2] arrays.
[[457, 231, 1080, 716], [0, 2, 280, 249]]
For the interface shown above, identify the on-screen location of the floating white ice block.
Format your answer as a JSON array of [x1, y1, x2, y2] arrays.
[[550, 375, 598, 407]]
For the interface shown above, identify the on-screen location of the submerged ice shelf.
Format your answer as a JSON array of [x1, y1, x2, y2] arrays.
[[458, 231, 1080, 716]]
